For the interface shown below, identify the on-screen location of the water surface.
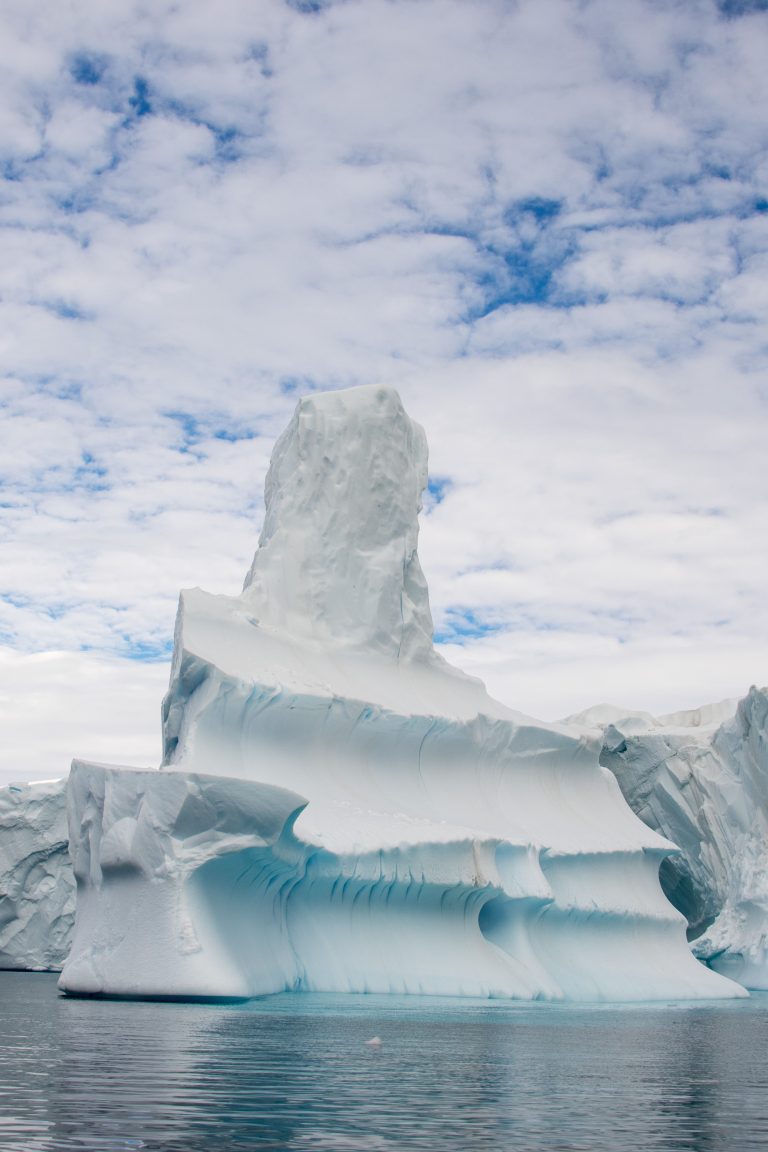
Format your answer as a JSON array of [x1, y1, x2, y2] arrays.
[[0, 972, 766, 1150]]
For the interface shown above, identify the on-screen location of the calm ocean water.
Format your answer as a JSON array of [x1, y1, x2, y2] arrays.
[[0, 972, 766, 1151]]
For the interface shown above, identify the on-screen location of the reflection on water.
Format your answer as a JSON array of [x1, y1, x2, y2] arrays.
[[0, 972, 766, 1150]]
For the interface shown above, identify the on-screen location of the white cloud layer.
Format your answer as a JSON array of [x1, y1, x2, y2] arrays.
[[0, 647, 167, 786], [1, 0, 767, 777]]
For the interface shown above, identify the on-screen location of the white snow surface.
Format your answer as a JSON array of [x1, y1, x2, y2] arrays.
[[595, 686, 768, 989], [59, 385, 743, 1002], [0, 778, 74, 970]]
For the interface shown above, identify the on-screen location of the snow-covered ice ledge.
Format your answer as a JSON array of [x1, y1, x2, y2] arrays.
[[59, 386, 744, 1002]]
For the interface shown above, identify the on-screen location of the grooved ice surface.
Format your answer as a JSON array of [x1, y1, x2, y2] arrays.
[[593, 687, 768, 989], [59, 386, 743, 1002], [0, 779, 73, 970], [61, 763, 306, 999]]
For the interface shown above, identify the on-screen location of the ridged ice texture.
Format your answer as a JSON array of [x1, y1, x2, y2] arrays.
[[60, 757, 735, 1002], [0, 779, 74, 970], [61, 385, 743, 1002], [60, 763, 307, 999], [597, 687, 768, 989]]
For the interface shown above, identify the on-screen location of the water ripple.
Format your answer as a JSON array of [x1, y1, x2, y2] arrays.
[[0, 974, 766, 1150]]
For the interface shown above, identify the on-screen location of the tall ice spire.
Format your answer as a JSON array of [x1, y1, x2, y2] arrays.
[[242, 385, 434, 661]]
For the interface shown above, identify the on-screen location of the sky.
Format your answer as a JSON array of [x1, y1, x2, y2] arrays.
[[1, 0, 767, 784]]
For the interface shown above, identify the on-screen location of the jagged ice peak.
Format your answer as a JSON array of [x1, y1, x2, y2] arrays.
[[241, 385, 434, 661]]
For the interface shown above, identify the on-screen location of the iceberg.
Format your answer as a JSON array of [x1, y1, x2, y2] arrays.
[[593, 687, 768, 989], [59, 385, 742, 1001], [0, 779, 73, 970]]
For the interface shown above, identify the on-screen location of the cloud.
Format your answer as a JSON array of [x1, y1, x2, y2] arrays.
[[0, 647, 168, 785], [438, 628, 765, 723], [0, 0, 766, 775]]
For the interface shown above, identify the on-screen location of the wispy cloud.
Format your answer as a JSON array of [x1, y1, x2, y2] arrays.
[[1, 0, 767, 775]]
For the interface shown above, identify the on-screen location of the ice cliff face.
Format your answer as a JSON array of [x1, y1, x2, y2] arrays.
[[63, 762, 306, 999], [0, 779, 73, 970], [58, 385, 743, 1001], [586, 687, 768, 988]]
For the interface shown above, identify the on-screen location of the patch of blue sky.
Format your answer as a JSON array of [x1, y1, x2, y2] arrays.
[[55, 189, 97, 216], [702, 162, 733, 182], [570, 163, 762, 232], [121, 638, 174, 662], [285, 0, 332, 13], [164, 408, 260, 450], [163, 410, 208, 457], [31, 376, 83, 402], [35, 299, 92, 322], [505, 197, 563, 225], [449, 198, 587, 321], [25, 470, 110, 498], [158, 86, 266, 158], [41, 603, 72, 622], [178, 106, 264, 166], [245, 42, 273, 77], [128, 76, 152, 119], [463, 245, 579, 321], [433, 609, 504, 645], [468, 181, 764, 316], [0, 593, 32, 611], [52, 149, 141, 224], [216, 420, 260, 443], [437, 601, 648, 644], [0, 595, 74, 624], [212, 126, 245, 164], [718, 0, 768, 15], [642, 188, 760, 230], [69, 53, 109, 87], [164, 409, 201, 441], [73, 636, 173, 661], [1, 159, 24, 181], [279, 375, 318, 396], [425, 477, 451, 510], [73, 453, 109, 492], [213, 427, 258, 443]]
